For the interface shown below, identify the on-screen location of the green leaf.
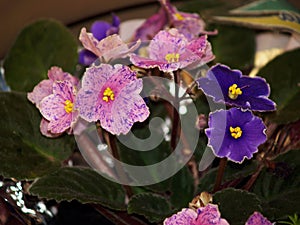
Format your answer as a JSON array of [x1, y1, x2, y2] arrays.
[[252, 150, 300, 219], [29, 167, 126, 210], [259, 49, 300, 124], [0, 91, 74, 179], [169, 166, 195, 210], [209, 25, 255, 70], [198, 160, 258, 192], [214, 188, 263, 225], [4, 19, 78, 92], [127, 193, 172, 223]]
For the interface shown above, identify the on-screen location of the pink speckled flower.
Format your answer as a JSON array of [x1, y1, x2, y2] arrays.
[[195, 204, 229, 225], [164, 204, 228, 225], [245, 212, 272, 225], [75, 64, 150, 135], [39, 80, 78, 134], [79, 27, 140, 63], [130, 28, 214, 73], [27, 67, 79, 137], [163, 208, 197, 225]]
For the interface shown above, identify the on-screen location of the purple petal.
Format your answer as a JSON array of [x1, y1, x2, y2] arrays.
[[79, 49, 98, 65], [243, 96, 276, 111], [79, 28, 102, 57], [239, 76, 270, 97], [246, 212, 272, 225], [91, 21, 111, 40], [112, 14, 121, 27]]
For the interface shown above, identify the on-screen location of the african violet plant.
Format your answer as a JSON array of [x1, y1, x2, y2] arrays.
[[0, 0, 300, 224]]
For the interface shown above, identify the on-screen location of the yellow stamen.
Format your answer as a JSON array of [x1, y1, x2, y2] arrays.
[[165, 53, 180, 63], [102, 87, 115, 102], [230, 126, 242, 139], [174, 13, 184, 21], [64, 100, 74, 113], [228, 84, 242, 100]]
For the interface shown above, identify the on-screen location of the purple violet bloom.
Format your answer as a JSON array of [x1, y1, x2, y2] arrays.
[[195, 204, 229, 225], [196, 64, 276, 112], [79, 14, 120, 65], [79, 28, 140, 64], [130, 28, 214, 73], [245, 212, 272, 225], [163, 208, 197, 225], [39, 80, 78, 134], [75, 64, 150, 135], [27, 67, 79, 137], [206, 108, 267, 163]]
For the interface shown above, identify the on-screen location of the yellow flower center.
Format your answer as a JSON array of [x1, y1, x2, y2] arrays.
[[64, 100, 74, 113], [102, 87, 115, 102], [165, 53, 180, 63], [174, 13, 184, 21], [230, 126, 242, 139], [228, 84, 242, 100]]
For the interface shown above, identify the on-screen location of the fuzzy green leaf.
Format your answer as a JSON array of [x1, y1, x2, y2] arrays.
[[4, 19, 78, 92], [29, 167, 126, 210], [0, 91, 74, 179], [127, 193, 172, 223]]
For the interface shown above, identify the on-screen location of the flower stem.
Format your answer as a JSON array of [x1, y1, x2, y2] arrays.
[[213, 158, 227, 192], [106, 132, 133, 198], [170, 70, 180, 151]]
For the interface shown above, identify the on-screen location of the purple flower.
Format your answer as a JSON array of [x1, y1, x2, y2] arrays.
[[79, 14, 120, 65], [39, 80, 78, 134], [245, 212, 272, 225], [27, 67, 79, 137], [206, 108, 267, 163], [163, 208, 197, 225], [79, 28, 140, 64], [75, 64, 150, 135], [195, 204, 229, 225], [130, 28, 214, 73], [196, 64, 276, 112]]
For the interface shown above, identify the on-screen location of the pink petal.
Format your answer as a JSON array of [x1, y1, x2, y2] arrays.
[[39, 118, 62, 138], [27, 79, 53, 107], [48, 66, 79, 85], [79, 27, 102, 57], [40, 94, 66, 121]]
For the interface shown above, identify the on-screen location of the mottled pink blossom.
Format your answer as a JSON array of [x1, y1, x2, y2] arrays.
[[130, 28, 214, 72], [75, 64, 149, 135], [28, 67, 79, 137], [163, 208, 197, 225], [245, 212, 272, 225], [195, 204, 229, 225], [79, 28, 140, 63], [39, 80, 78, 134]]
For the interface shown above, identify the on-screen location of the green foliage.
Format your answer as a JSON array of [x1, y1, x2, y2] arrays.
[[127, 193, 173, 223], [259, 49, 300, 124], [29, 167, 126, 210], [214, 188, 263, 225], [4, 19, 78, 92], [252, 150, 300, 219], [209, 25, 255, 70], [0, 91, 74, 179]]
